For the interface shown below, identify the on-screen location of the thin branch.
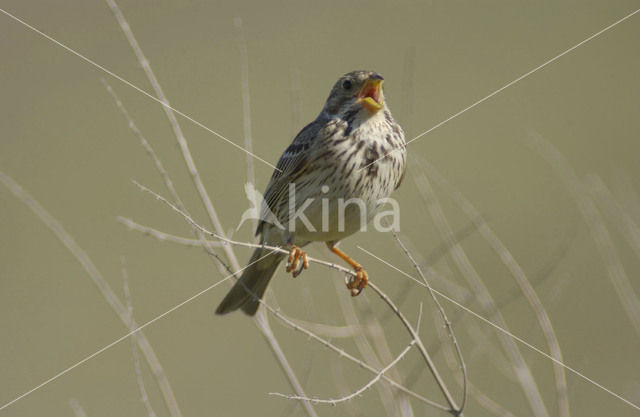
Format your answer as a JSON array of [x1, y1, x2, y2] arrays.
[[130, 181, 358, 273], [104, 4, 317, 414], [129, 179, 449, 411], [260, 295, 447, 411], [122, 257, 157, 417], [277, 315, 360, 339], [101, 78, 183, 212], [270, 341, 416, 405], [368, 280, 463, 415], [118, 217, 222, 248], [105, 0, 240, 271], [101, 77, 232, 274], [334, 276, 408, 417], [386, 231, 468, 413]]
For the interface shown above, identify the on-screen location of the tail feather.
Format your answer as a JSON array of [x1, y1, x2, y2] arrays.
[[215, 248, 284, 316]]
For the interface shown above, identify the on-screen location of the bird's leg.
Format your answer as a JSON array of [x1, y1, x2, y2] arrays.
[[286, 244, 308, 278], [328, 245, 368, 296]]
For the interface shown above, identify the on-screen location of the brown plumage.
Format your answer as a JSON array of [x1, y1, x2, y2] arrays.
[[216, 70, 406, 316]]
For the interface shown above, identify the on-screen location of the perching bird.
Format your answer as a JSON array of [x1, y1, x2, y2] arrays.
[[216, 70, 406, 315]]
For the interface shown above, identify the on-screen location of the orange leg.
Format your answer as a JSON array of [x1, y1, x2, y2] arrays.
[[328, 245, 368, 296], [286, 244, 308, 278]]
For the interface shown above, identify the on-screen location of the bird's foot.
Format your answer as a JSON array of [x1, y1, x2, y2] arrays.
[[346, 266, 368, 296], [286, 245, 308, 278]]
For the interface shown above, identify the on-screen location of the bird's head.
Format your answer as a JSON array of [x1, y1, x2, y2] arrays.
[[322, 70, 385, 117]]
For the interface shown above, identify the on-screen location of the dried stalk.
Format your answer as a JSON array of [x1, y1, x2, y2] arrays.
[[103, 2, 317, 414], [411, 165, 550, 417], [420, 160, 568, 417], [0, 172, 182, 417], [122, 257, 157, 417], [526, 132, 640, 336]]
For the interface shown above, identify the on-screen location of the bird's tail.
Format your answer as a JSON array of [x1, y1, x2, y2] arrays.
[[215, 247, 284, 316]]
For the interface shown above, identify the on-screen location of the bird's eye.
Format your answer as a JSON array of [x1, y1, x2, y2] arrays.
[[342, 79, 353, 90]]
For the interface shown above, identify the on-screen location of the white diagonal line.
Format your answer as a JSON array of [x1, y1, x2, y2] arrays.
[[0, 7, 279, 171], [359, 7, 640, 172], [357, 245, 640, 412], [0, 250, 278, 412]]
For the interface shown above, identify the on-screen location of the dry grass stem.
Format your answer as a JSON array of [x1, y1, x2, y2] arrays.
[[270, 341, 416, 405], [105, 0, 240, 271], [586, 174, 640, 262], [421, 160, 568, 417], [0, 172, 183, 417], [410, 165, 550, 417], [101, 77, 232, 274], [104, 3, 319, 413], [234, 16, 256, 225], [122, 257, 158, 417], [526, 132, 640, 336], [118, 217, 222, 248], [69, 399, 88, 417]]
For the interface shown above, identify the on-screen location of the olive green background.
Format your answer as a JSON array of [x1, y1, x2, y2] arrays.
[[1, 1, 639, 416]]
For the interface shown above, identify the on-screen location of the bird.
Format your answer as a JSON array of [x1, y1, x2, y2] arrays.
[[216, 70, 407, 315]]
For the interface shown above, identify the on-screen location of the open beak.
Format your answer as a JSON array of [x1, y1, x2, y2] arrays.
[[357, 78, 383, 112]]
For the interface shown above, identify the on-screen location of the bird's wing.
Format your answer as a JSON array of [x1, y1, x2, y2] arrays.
[[256, 118, 323, 236]]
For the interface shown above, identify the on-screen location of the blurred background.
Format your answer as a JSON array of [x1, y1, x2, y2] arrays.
[[1, 0, 639, 416]]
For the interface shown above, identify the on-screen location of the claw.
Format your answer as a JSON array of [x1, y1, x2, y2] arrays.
[[286, 245, 308, 278], [346, 267, 368, 297]]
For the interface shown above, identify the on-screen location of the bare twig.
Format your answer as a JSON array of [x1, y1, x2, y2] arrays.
[[385, 231, 468, 413], [122, 257, 157, 417], [277, 314, 360, 339], [104, 4, 317, 414], [129, 180, 449, 411], [101, 78, 183, 212], [118, 217, 222, 248], [270, 341, 416, 405], [105, 0, 240, 271], [368, 280, 463, 415], [434, 318, 517, 417], [586, 174, 640, 262], [261, 294, 448, 411], [101, 75, 232, 274], [334, 276, 408, 416]]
